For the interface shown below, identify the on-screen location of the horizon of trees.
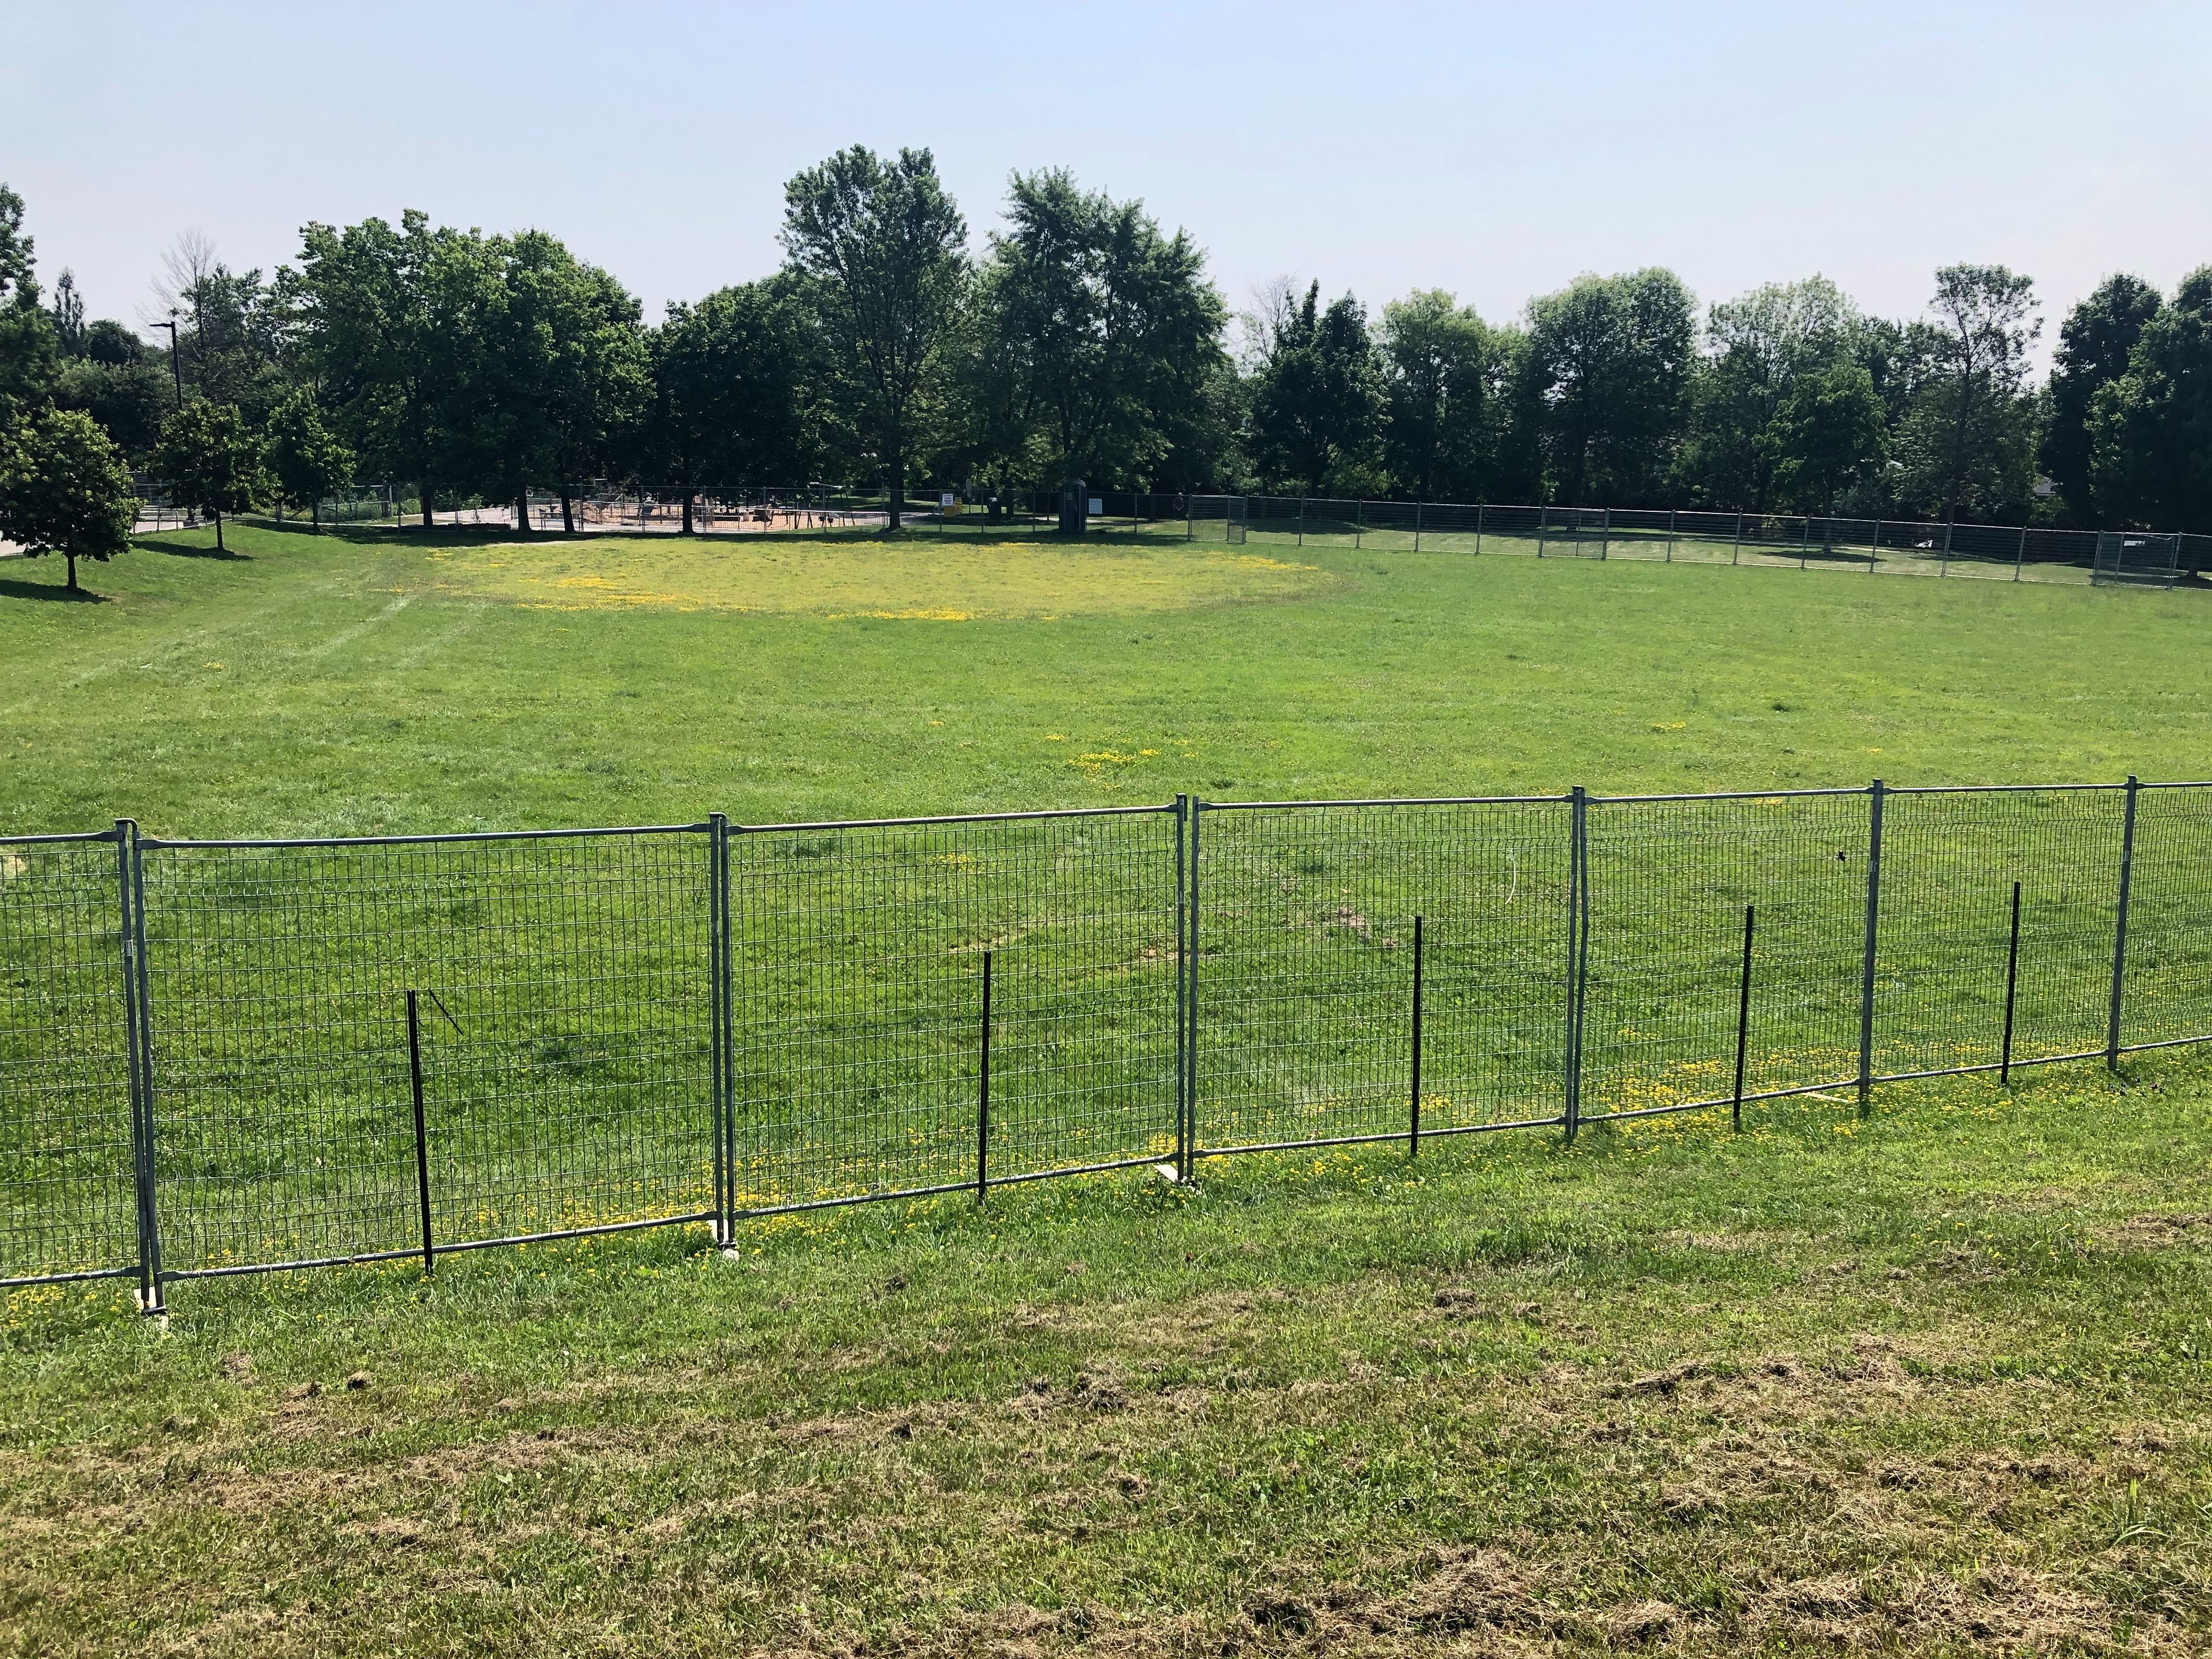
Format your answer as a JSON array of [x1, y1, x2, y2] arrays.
[[4, 159, 2211, 533]]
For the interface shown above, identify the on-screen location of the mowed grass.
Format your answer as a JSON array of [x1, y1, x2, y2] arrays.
[[3, 523, 2212, 1654], [3, 1066, 2211, 1654], [0, 519, 2205, 837]]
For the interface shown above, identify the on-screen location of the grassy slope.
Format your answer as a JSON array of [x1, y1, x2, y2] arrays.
[[2, 1068, 2209, 1654], [4, 525, 2211, 1653], [0, 522, 2206, 837]]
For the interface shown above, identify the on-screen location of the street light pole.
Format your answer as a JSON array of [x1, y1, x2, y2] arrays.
[[151, 314, 183, 409]]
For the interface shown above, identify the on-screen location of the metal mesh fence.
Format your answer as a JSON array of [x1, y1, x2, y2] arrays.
[[1, 783, 2209, 1299], [729, 807, 1182, 1211], [0, 832, 140, 1286], [1581, 793, 1868, 1121], [1192, 800, 1573, 1153], [138, 827, 715, 1277]]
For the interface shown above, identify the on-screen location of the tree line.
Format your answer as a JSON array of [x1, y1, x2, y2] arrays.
[[4, 149, 2210, 583]]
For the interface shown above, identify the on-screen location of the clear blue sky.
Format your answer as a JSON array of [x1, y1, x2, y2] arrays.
[[7, 1, 2208, 357]]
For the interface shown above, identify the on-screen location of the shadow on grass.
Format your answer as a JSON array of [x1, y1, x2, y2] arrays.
[[132, 534, 250, 560], [0, 573, 110, 602]]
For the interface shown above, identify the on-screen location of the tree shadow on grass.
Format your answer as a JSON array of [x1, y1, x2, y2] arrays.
[[0, 574, 110, 603], [134, 535, 249, 560]]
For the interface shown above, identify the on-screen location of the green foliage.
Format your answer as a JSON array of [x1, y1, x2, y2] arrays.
[[780, 146, 970, 525], [262, 390, 356, 519], [1770, 360, 1888, 512], [0, 182, 58, 428], [82, 318, 145, 367], [1914, 263, 2041, 522], [154, 399, 268, 550], [1680, 277, 1858, 510], [53, 354, 171, 463], [1247, 281, 1384, 494], [966, 168, 1228, 490], [1376, 290, 1510, 501], [2089, 268, 2212, 531], [645, 280, 806, 510], [154, 235, 289, 422], [1522, 268, 1697, 505], [0, 407, 136, 590], [2042, 275, 2161, 526]]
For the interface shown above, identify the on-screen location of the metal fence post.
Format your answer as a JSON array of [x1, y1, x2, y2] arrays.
[[2013, 525, 2028, 582], [1666, 507, 1675, 562], [1408, 915, 1425, 1158], [1857, 780, 1886, 1116], [1599, 507, 1610, 560], [1296, 496, 1305, 547], [1183, 797, 1203, 1180], [2107, 776, 2139, 1069], [1733, 513, 1744, 565], [1939, 521, 1953, 578], [1172, 794, 1188, 1177], [1870, 520, 1882, 574], [977, 950, 993, 1201], [115, 819, 163, 1314], [1475, 502, 1485, 555], [1732, 903, 1754, 1131], [1355, 499, 1365, 549], [1538, 507, 1549, 558], [1564, 788, 1588, 1142], [1798, 516, 1809, 569], [405, 990, 435, 1276], [2001, 881, 2022, 1087], [709, 812, 731, 1246], [1414, 501, 1423, 552]]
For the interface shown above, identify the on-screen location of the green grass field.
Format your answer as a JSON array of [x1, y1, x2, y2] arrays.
[[2, 522, 2210, 1655]]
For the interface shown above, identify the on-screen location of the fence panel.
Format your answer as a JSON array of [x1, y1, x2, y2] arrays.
[[1582, 793, 1868, 1120], [730, 808, 1180, 1211], [1874, 788, 2125, 1078], [0, 833, 139, 1286], [1193, 800, 1572, 1153], [2121, 783, 2212, 1051], [139, 828, 714, 1278]]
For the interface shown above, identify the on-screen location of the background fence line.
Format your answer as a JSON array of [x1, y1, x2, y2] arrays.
[[127, 482, 2212, 585], [2, 781, 2207, 1310]]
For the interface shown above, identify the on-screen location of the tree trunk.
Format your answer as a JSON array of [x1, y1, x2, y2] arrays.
[[215, 511, 225, 554], [516, 492, 531, 535], [66, 553, 77, 591], [560, 486, 574, 535], [422, 486, 435, 530], [312, 499, 320, 529], [888, 450, 905, 533]]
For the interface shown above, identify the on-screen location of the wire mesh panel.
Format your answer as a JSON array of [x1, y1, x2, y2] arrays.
[[730, 808, 1180, 1210], [0, 834, 138, 1285], [2121, 784, 2212, 1051], [1582, 794, 1867, 1120], [1194, 800, 1572, 1152], [140, 828, 714, 1277], [1874, 789, 2125, 1078]]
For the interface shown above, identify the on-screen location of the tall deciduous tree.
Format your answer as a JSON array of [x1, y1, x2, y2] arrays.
[[1770, 361, 1887, 513], [155, 400, 267, 552], [0, 408, 138, 591], [0, 183, 58, 428], [1522, 269, 1696, 506], [2089, 268, 2212, 531], [2043, 274, 2161, 527], [1683, 276, 1857, 510], [1376, 290, 1504, 501], [1922, 264, 2039, 523], [780, 146, 969, 530], [263, 390, 355, 527], [646, 281, 806, 532], [1246, 280, 1382, 495], [974, 169, 1226, 488]]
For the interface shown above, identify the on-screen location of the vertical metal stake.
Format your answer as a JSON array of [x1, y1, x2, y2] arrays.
[[1565, 788, 1589, 1142], [710, 812, 733, 1245], [1869, 520, 1882, 574], [1172, 795, 1189, 1177], [2106, 776, 2138, 1069], [1355, 498, 1364, 549], [1297, 496, 1305, 547], [1733, 903, 1754, 1131], [115, 820, 161, 1313], [1600, 507, 1610, 560], [1409, 915, 1425, 1158], [1538, 507, 1549, 558], [405, 991, 435, 1276], [1414, 501, 1423, 552], [1939, 520, 1953, 577], [1475, 502, 1485, 555], [1857, 780, 1886, 1115], [2013, 524, 2028, 583], [1666, 507, 1675, 562], [2000, 880, 2021, 1087], [1733, 513, 1744, 565], [1184, 798, 1203, 1180], [977, 951, 992, 1201], [1799, 516, 1809, 569]]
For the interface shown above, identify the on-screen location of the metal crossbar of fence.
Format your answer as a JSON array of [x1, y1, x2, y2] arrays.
[[2, 782, 2208, 1308]]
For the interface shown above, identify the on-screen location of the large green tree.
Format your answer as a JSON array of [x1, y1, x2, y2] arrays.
[[1770, 360, 1888, 513], [0, 407, 137, 592], [1522, 268, 1696, 506], [152, 233, 289, 421], [646, 281, 807, 532], [1917, 264, 2040, 523], [0, 183, 58, 428], [972, 168, 1226, 489], [2089, 268, 2212, 531], [1376, 290, 1506, 501], [1246, 281, 1383, 495], [2043, 274, 2162, 527], [263, 390, 356, 526], [780, 146, 969, 530], [1682, 276, 1857, 510], [155, 400, 267, 552]]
